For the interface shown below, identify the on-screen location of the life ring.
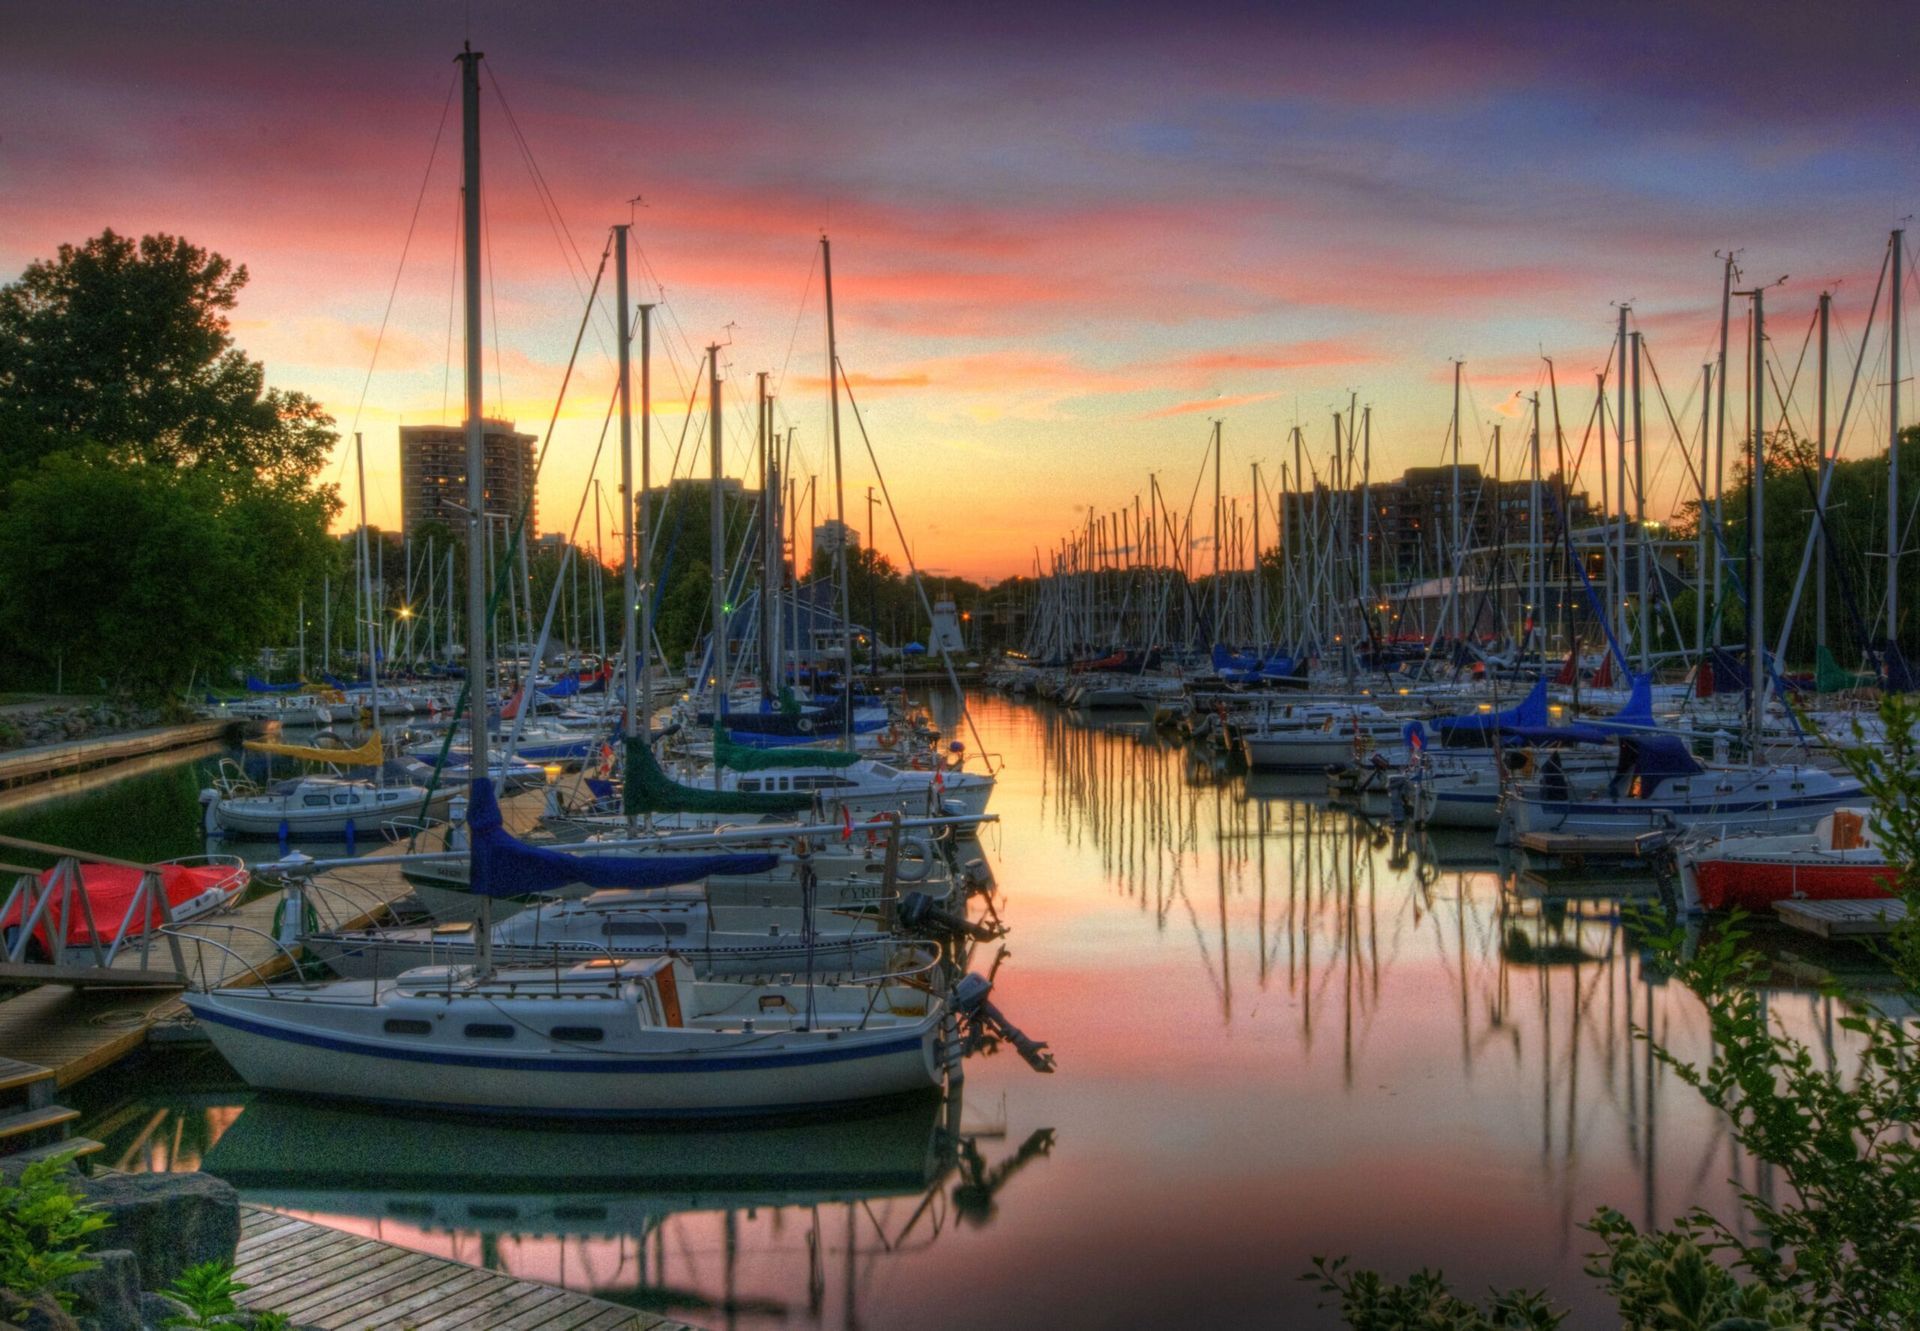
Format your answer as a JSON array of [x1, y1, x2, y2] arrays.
[[895, 837, 933, 882], [798, 717, 814, 733]]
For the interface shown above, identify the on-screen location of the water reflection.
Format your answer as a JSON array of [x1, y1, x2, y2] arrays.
[[79, 1057, 1051, 1330], [69, 694, 1886, 1328]]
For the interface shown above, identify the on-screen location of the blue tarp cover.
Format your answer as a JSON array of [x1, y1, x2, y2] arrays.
[[1620, 734, 1704, 779], [1434, 679, 1548, 742], [245, 675, 303, 694], [465, 778, 779, 898]]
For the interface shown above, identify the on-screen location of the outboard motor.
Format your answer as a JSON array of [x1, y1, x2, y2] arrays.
[[899, 891, 1005, 942], [952, 971, 1054, 1073]]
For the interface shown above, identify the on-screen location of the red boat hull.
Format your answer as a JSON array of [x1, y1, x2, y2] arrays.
[[1691, 856, 1897, 912]]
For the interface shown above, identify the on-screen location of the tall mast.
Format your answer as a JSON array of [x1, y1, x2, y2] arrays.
[[1528, 393, 1541, 658], [1713, 254, 1734, 645], [458, 42, 487, 782], [1361, 406, 1373, 646], [355, 430, 380, 737], [614, 226, 637, 751], [1744, 285, 1765, 754], [1696, 363, 1712, 663], [1251, 461, 1263, 649], [821, 234, 854, 742], [1450, 359, 1462, 642], [1890, 228, 1905, 662], [759, 372, 776, 698], [638, 304, 653, 734], [707, 345, 727, 750], [1815, 292, 1830, 655], [1212, 420, 1223, 643], [1615, 305, 1629, 658], [1632, 328, 1648, 670]]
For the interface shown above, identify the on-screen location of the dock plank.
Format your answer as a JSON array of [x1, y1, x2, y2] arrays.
[[1774, 897, 1907, 939], [233, 1204, 684, 1330]]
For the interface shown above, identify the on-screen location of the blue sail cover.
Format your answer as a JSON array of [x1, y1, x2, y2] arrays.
[[245, 675, 303, 694], [1589, 673, 1655, 731], [1434, 679, 1549, 744], [464, 778, 779, 899], [1705, 648, 1751, 695], [1621, 734, 1704, 778], [540, 675, 581, 699]]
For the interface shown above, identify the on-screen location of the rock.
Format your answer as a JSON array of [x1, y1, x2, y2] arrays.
[[61, 1249, 141, 1331], [74, 1172, 239, 1293], [0, 1288, 81, 1331], [135, 1293, 191, 1330]]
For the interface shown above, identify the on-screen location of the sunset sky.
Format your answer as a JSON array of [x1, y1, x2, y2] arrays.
[[3, 1, 1914, 581]]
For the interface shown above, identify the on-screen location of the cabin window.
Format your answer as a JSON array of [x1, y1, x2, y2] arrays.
[[333, 793, 355, 805], [463, 1023, 514, 1040], [550, 1025, 604, 1042], [303, 795, 331, 808], [379, 791, 401, 802], [605, 921, 687, 937], [382, 1019, 431, 1035], [738, 779, 761, 793]]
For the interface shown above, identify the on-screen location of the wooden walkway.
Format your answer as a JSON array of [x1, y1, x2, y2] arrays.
[[0, 721, 234, 789], [1775, 897, 1908, 940], [0, 790, 542, 1087], [235, 1205, 691, 1331]]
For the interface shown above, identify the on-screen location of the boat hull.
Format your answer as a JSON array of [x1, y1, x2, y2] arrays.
[[183, 991, 945, 1118]]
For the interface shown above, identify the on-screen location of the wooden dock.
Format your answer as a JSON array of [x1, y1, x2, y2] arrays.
[[0, 721, 235, 790], [1774, 897, 1908, 940], [235, 1204, 692, 1330], [0, 791, 543, 1087]]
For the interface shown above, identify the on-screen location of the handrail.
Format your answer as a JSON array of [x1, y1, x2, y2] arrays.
[[0, 833, 155, 874], [156, 921, 303, 994]]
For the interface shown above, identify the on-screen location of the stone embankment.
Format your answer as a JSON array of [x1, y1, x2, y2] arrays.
[[0, 702, 175, 754]]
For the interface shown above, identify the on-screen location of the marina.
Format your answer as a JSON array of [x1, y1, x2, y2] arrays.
[[1, 6, 1917, 1328]]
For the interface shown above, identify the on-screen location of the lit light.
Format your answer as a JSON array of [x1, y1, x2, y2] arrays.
[[542, 763, 563, 782]]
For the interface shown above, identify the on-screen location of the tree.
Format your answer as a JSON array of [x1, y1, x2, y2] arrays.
[[0, 450, 336, 695], [0, 229, 334, 485]]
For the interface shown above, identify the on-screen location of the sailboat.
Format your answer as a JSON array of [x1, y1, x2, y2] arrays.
[[181, 49, 979, 1118]]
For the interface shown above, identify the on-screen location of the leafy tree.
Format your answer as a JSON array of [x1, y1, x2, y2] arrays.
[[0, 1152, 107, 1311], [0, 230, 335, 486], [0, 450, 336, 694]]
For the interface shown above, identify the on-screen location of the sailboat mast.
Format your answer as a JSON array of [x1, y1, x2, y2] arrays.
[[1632, 329, 1648, 670], [821, 234, 854, 742], [1713, 255, 1734, 646], [638, 305, 653, 730], [707, 345, 727, 745], [1890, 228, 1904, 662], [458, 42, 488, 781], [1745, 285, 1766, 753], [1251, 461, 1263, 649], [1450, 360, 1462, 643], [1361, 405, 1372, 648], [614, 226, 638, 750], [1816, 292, 1829, 654], [1615, 305, 1629, 658], [1528, 393, 1541, 658], [1696, 363, 1712, 662], [355, 431, 380, 735]]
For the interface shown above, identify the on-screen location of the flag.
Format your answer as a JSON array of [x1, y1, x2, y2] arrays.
[[841, 806, 854, 842]]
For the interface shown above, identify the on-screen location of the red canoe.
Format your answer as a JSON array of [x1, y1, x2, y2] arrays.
[[1679, 809, 1898, 913]]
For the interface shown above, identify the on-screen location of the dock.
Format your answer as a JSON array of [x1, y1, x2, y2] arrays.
[[0, 721, 235, 790], [0, 791, 542, 1088], [1513, 829, 1665, 871], [233, 1203, 691, 1330], [1774, 897, 1908, 940]]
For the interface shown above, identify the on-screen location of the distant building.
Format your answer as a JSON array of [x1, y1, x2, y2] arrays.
[[399, 419, 538, 534], [811, 520, 858, 574]]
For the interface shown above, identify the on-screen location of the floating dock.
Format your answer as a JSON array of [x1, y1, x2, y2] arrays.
[[233, 1203, 690, 1330], [0, 790, 542, 1087], [0, 721, 235, 790], [1774, 897, 1908, 940]]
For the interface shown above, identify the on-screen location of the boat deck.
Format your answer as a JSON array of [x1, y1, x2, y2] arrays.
[[1773, 897, 1908, 940], [0, 788, 543, 1087], [235, 1204, 692, 1330]]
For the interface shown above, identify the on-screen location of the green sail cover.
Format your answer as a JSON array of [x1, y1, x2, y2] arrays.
[[623, 737, 813, 816], [713, 725, 861, 773], [1816, 645, 1873, 693]]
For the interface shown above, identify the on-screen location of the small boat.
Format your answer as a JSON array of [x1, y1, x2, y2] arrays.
[[1675, 807, 1899, 914], [1, 856, 248, 955], [201, 774, 441, 840]]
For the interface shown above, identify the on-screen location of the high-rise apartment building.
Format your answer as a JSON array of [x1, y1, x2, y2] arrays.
[[399, 419, 538, 534]]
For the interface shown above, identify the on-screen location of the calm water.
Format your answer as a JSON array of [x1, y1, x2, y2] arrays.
[[61, 693, 1870, 1329]]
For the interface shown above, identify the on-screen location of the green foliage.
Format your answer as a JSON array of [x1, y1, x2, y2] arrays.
[[1305, 1256, 1563, 1329], [0, 449, 337, 695], [0, 230, 335, 484], [160, 1258, 278, 1329], [0, 1153, 108, 1309], [1317, 694, 1920, 1329]]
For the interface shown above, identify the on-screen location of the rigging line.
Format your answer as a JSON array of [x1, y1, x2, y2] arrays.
[[341, 66, 458, 468], [481, 186, 506, 423], [440, 188, 461, 424], [774, 244, 820, 401], [836, 355, 995, 772]]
